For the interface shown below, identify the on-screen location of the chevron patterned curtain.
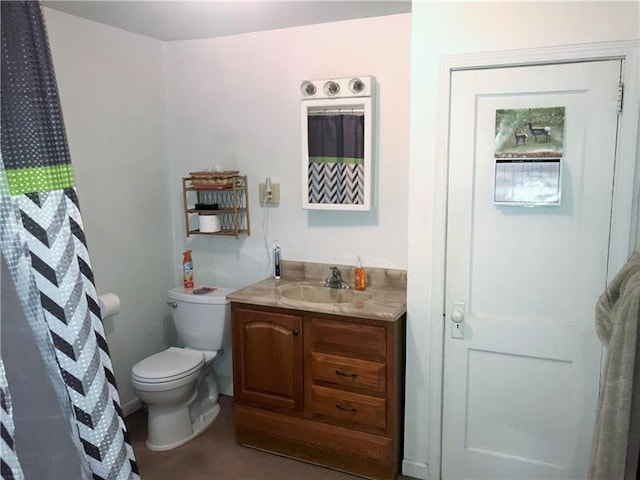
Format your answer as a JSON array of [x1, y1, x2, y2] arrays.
[[0, 2, 138, 479], [307, 114, 365, 205]]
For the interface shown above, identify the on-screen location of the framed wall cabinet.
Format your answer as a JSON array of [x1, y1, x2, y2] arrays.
[[300, 76, 375, 211]]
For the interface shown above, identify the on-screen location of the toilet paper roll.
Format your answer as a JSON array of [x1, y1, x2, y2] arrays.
[[199, 214, 221, 233], [98, 292, 121, 318]]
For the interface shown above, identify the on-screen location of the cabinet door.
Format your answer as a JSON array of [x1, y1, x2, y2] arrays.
[[232, 306, 303, 411]]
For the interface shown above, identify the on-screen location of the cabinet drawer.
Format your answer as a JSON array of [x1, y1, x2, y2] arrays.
[[311, 317, 386, 360], [310, 385, 386, 430], [311, 351, 386, 394]]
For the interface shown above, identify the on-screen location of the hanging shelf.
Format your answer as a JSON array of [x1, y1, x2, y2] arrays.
[[182, 172, 250, 238]]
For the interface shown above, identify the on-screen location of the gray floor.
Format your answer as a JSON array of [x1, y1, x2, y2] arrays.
[[126, 395, 411, 480]]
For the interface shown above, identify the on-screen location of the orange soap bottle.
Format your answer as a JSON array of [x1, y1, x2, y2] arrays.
[[354, 257, 366, 291]]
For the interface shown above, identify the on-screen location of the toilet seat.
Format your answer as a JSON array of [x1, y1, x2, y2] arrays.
[[132, 347, 204, 384]]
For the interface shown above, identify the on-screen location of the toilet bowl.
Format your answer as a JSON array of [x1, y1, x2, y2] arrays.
[[131, 286, 234, 451]]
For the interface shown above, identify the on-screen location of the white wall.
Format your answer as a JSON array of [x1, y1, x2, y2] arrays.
[[44, 9, 175, 412], [406, 2, 640, 478], [164, 13, 411, 289]]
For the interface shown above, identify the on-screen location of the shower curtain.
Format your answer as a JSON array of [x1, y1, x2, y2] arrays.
[[307, 114, 365, 205], [0, 2, 138, 479]]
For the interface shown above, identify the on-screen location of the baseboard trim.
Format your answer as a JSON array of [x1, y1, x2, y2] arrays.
[[122, 397, 143, 417], [402, 459, 429, 480], [218, 375, 233, 397]]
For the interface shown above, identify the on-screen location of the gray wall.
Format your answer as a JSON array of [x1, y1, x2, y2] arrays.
[[1, 259, 84, 479]]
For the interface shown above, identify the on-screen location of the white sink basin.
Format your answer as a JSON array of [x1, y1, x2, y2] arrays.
[[278, 284, 372, 305]]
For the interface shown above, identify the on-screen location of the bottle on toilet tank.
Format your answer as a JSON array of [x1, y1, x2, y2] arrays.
[[183, 250, 194, 288]]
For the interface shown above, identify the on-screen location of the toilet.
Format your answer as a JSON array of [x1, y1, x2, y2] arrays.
[[131, 286, 234, 451]]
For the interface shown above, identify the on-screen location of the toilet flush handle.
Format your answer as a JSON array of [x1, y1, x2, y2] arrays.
[[167, 301, 178, 309]]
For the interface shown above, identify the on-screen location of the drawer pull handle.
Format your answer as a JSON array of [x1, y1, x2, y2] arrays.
[[335, 369, 357, 378], [292, 329, 299, 335], [336, 404, 357, 413]]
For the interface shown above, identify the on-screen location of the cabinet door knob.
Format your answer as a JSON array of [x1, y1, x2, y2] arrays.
[[292, 329, 299, 335], [335, 370, 357, 378]]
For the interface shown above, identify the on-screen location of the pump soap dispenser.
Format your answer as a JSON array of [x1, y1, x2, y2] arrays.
[[354, 257, 366, 291]]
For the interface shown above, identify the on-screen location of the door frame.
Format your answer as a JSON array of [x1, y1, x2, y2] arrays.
[[427, 41, 640, 480]]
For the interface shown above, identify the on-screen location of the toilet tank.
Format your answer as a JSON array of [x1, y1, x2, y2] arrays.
[[167, 286, 235, 351]]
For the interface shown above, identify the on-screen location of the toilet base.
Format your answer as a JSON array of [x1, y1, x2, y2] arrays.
[[146, 402, 221, 451]]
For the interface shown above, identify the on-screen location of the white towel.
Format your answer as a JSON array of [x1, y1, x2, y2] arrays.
[[590, 252, 640, 480]]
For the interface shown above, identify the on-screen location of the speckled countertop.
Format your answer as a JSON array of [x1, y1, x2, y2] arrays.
[[227, 260, 407, 322]]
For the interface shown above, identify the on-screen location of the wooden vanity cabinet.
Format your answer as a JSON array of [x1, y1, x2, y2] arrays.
[[231, 303, 406, 480]]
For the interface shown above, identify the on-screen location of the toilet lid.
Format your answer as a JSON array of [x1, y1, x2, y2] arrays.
[[132, 347, 204, 383]]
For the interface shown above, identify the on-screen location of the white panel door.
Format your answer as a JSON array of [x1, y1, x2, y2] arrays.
[[443, 60, 621, 479]]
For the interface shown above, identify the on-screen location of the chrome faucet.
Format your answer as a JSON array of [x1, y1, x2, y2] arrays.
[[324, 266, 351, 289]]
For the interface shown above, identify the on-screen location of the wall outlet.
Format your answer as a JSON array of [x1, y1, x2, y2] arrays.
[[259, 183, 280, 205]]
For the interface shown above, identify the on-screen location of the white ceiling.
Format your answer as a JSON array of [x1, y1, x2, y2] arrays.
[[43, 1, 411, 41]]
